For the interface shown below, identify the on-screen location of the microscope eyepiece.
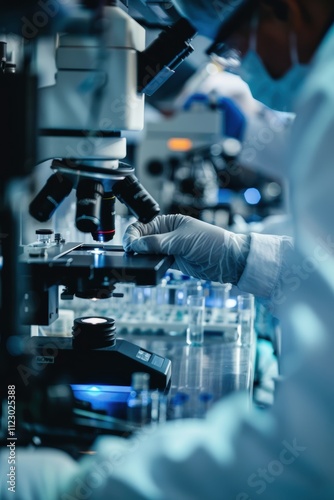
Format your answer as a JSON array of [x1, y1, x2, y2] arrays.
[[29, 172, 73, 222], [113, 174, 160, 224], [137, 18, 196, 95]]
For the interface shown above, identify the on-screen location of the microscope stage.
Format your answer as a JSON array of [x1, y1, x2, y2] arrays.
[[21, 243, 174, 286]]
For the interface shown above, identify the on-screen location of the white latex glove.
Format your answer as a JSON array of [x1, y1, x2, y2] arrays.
[[123, 214, 250, 285]]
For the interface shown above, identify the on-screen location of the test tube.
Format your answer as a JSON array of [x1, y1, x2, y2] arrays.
[[186, 295, 205, 346], [150, 390, 168, 424], [169, 392, 190, 419], [206, 282, 232, 323], [185, 278, 203, 298], [237, 294, 255, 347]]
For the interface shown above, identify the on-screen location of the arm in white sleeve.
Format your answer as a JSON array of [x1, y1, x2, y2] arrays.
[[237, 233, 295, 317], [122, 214, 294, 317]]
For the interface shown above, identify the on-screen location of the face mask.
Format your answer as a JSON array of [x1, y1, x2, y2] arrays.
[[237, 26, 309, 112]]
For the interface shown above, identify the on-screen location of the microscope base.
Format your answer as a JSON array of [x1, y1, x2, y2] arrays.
[[27, 336, 171, 391]]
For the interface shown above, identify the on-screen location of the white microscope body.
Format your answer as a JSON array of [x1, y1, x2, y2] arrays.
[[38, 5, 145, 165]]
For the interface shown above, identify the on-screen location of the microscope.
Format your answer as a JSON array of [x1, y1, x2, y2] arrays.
[[0, 1, 196, 425]]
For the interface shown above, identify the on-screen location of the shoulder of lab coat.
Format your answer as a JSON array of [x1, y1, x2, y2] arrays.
[[61, 393, 274, 500], [288, 23, 334, 273]]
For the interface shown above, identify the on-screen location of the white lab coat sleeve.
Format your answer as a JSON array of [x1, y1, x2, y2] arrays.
[[237, 232, 294, 316]]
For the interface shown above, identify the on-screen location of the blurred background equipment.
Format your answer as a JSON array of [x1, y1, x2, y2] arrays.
[[136, 94, 284, 225]]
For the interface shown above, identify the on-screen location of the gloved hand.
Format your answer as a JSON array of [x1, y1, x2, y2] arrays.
[[123, 214, 250, 285]]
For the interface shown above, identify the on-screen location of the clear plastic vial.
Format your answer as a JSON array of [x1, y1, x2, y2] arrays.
[[186, 295, 205, 346], [170, 392, 190, 419], [237, 294, 255, 347], [127, 372, 152, 427], [25, 229, 55, 257], [36, 228, 54, 246]]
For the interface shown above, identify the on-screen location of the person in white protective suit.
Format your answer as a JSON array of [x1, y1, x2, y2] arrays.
[[2, 0, 334, 499]]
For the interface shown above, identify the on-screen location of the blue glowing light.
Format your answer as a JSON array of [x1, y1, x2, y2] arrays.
[[244, 188, 261, 205]]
